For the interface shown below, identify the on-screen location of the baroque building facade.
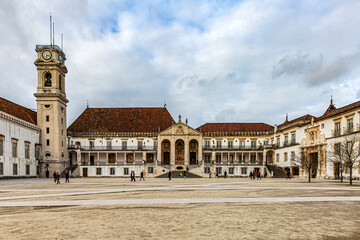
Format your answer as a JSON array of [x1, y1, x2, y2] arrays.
[[0, 44, 359, 179]]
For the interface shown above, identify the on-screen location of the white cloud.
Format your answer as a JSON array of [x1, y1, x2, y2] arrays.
[[1, 0, 360, 127]]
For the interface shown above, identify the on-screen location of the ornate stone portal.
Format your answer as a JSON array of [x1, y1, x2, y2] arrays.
[[175, 140, 184, 165]]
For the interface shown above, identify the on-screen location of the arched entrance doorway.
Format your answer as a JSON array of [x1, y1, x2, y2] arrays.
[[266, 150, 274, 165], [161, 139, 171, 165], [175, 139, 185, 165], [189, 139, 198, 165]]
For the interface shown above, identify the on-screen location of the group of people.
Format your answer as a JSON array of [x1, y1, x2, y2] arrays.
[[249, 170, 262, 180], [53, 169, 70, 184], [130, 171, 146, 182]]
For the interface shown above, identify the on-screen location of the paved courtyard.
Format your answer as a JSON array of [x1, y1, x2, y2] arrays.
[[0, 177, 360, 239]]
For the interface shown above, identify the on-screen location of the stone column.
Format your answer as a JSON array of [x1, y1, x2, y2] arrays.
[[171, 138, 175, 166], [184, 138, 189, 166], [198, 138, 203, 166]]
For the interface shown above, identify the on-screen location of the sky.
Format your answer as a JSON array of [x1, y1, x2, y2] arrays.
[[1, 0, 360, 128]]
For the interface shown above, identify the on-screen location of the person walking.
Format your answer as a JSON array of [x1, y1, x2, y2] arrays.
[[224, 170, 227, 179], [257, 171, 261, 180], [131, 171, 136, 182], [249, 171, 253, 179], [65, 169, 70, 183], [183, 170, 186, 180], [56, 172, 60, 184], [53, 171, 57, 183], [209, 170, 212, 178], [286, 170, 290, 179], [140, 171, 145, 181], [168, 170, 171, 181]]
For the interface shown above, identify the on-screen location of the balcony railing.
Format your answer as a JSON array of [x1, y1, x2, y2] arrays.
[[80, 146, 157, 151], [203, 145, 263, 150], [332, 125, 359, 137]]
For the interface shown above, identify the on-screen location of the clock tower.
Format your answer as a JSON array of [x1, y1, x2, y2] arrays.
[[34, 45, 68, 177]]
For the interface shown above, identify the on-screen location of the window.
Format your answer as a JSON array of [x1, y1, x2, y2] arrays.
[[334, 143, 340, 154], [276, 138, 280, 147], [46, 115, 49, 122], [239, 154, 244, 163], [291, 151, 295, 161], [204, 155, 211, 163], [335, 122, 341, 136], [291, 133, 296, 144], [241, 167, 247, 175], [229, 167, 234, 174], [13, 164, 17, 175], [250, 155, 256, 164], [216, 155, 221, 163], [45, 152, 51, 157], [25, 143, 30, 159], [228, 141, 233, 148], [0, 137, 3, 156], [44, 72, 52, 87], [107, 141, 112, 150], [46, 127, 50, 134], [284, 152, 288, 162], [216, 167, 222, 175], [205, 141, 210, 148], [26, 165, 30, 175], [276, 154, 279, 163], [62, 141, 64, 147], [204, 167, 210, 173], [35, 145, 40, 160], [124, 168, 129, 175], [147, 167, 154, 174], [89, 141, 94, 149], [347, 118, 353, 133], [36, 166, 40, 176], [46, 139, 50, 146], [137, 141, 142, 150], [96, 168, 102, 175], [12, 140, 17, 158], [110, 168, 115, 175], [61, 129, 63, 136], [284, 135, 289, 146], [59, 76, 62, 90], [190, 141, 196, 149], [229, 155, 234, 163], [321, 124, 324, 129], [216, 141, 221, 148], [0, 163, 3, 175], [122, 141, 127, 150], [251, 141, 256, 148], [264, 141, 268, 145]]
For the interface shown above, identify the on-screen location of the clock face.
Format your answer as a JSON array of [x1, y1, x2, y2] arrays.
[[42, 50, 52, 60]]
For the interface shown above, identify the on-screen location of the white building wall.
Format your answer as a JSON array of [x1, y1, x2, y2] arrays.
[[0, 112, 40, 178]]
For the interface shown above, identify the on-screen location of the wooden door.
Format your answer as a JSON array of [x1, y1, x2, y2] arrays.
[[83, 168, 88, 177], [334, 163, 340, 179]]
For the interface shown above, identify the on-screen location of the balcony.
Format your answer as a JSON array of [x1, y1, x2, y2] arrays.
[[203, 145, 263, 151], [80, 146, 157, 151], [332, 125, 359, 137]]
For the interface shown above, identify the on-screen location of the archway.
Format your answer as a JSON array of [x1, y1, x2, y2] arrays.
[[189, 139, 198, 165], [161, 139, 171, 165], [175, 139, 185, 165], [266, 150, 274, 165]]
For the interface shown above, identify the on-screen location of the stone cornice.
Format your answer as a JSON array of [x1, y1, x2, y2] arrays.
[[0, 111, 41, 132]]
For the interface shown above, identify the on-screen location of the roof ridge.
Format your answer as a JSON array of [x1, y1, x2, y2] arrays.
[[0, 96, 36, 113]]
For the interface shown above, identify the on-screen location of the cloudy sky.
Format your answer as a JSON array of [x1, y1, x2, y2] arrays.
[[1, 0, 360, 128]]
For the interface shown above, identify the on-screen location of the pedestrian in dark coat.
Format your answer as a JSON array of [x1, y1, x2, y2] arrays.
[[53, 171, 57, 183], [257, 171, 261, 180], [183, 170, 186, 180], [140, 171, 145, 181], [224, 170, 227, 179], [65, 169, 70, 183], [168, 170, 171, 181]]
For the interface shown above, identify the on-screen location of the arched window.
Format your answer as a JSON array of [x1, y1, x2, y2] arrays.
[[59, 76, 62, 90], [45, 152, 51, 157], [44, 73, 52, 87]]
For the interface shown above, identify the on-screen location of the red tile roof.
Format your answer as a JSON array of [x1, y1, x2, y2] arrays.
[[277, 114, 314, 130], [67, 107, 174, 133], [196, 123, 274, 133], [316, 100, 360, 120], [0, 97, 37, 125]]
